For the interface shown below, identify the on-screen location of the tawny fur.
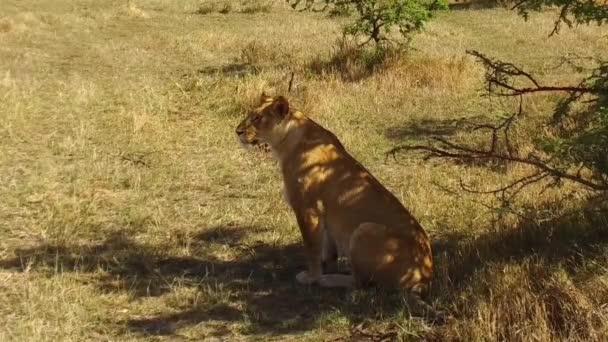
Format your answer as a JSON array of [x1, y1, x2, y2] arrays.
[[236, 94, 434, 299]]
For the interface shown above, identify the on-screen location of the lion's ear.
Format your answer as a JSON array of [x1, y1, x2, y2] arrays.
[[273, 96, 290, 118]]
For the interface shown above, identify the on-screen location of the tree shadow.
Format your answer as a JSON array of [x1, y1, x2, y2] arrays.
[[0, 230, 208, 298], [2, 202, 606, 339], [384, 115, 491, 141], [431, 202, 608, 296], [447, 0, 504, 10], [425, 202, 608, 340], [0, 224, 404, 338], [385, 114, 513, 171], [123, 235, 410, 338], [127, 306, 243, 336], [307, 43, 390, 83]]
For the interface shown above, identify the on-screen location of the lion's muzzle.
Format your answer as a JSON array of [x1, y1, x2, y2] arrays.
[[235, 125, 259, 146]]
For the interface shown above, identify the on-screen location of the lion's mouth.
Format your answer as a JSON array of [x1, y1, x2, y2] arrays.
[[238, 137, 270, 153], [237, 133, 257, 145]]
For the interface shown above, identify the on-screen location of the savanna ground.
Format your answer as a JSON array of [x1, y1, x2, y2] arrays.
[[1, 0, 607, 340]]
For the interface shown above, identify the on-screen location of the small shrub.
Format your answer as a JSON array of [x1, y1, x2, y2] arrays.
[[218, 3, 233, 14], [194, 4, 215, 14], [240, 1, 272, 14], [288, 0, 447, 48], [308, 38, 393, 81]]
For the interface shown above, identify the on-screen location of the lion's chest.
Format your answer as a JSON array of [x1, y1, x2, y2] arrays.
[[280, 144, 341, 208], [280, 175, 305, 209], [281, 166, 332, 209]]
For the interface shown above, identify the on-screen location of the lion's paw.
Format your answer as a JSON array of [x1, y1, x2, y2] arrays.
[[296, 271, 319, 285], [318, 274, 355, 288]]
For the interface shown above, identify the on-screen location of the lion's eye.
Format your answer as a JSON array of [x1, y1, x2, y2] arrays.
[[252, 116, 262, 123]]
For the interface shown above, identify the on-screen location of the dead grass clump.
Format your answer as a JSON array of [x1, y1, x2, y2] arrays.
[[128, 5, 149, 18], [328, 6, 352, 17], [239, 1, 273, 14], [540, 272, 602, 339], [195, 1, 272, 15], [194, 5, 214, 15], [429, 207, 608, 341], [218, 3, 233, 14], [448, 0, 513, 10], [0, 18, 13, 33], [309, 38, 480, 88], [0, 12, 46, 33], [238, 40, 294, 70], [240, 40, 273, 66], [170, 72, 271, 120], [308, 39, 390, 82], [116, 3, 149, 19], [436, 262, 607, 341], [379, 54, 479, 92]]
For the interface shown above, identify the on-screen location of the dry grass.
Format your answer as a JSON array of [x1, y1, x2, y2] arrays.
[[194, 0, 278, 15], [1, 0, 607, 340]]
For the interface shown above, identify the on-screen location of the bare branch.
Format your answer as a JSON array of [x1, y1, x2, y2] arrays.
[[387, 138, 608, 192], [466, 50, 605, 97], [549, 3, 572, 36]]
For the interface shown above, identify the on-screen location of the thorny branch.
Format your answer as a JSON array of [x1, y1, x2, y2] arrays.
[[466, 50, 606, 97], [549, 3, 572, 36], [549, 53, 603, 72], [510, 0, 608, 36], [386, 53, 608, 207], [388, 133, 608, 191]]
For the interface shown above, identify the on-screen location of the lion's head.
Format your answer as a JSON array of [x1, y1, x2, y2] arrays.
[[235, 93, 290, 148]]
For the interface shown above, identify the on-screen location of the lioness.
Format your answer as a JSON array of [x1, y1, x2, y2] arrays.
[[236, 94, 436, 315]]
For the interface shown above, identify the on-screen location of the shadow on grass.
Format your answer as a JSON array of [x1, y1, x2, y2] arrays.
[[432, 206, 608, 292], [425, 203, 608, 340], [447, 0, 507, 10], [384, 114, 515, 171], [384, 115, 490, 140], [1, 204, 607, 339], [308, 42, 393, 83], [0, 224, 405, 338], [197, 63, 258, 78]]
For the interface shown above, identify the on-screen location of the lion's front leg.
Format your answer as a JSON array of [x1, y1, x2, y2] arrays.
[[321, 228, 338, 274], [294, 207, 323, 285]]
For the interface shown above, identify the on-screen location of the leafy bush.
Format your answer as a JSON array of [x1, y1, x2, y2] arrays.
[[288, 0, 447, 47]]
